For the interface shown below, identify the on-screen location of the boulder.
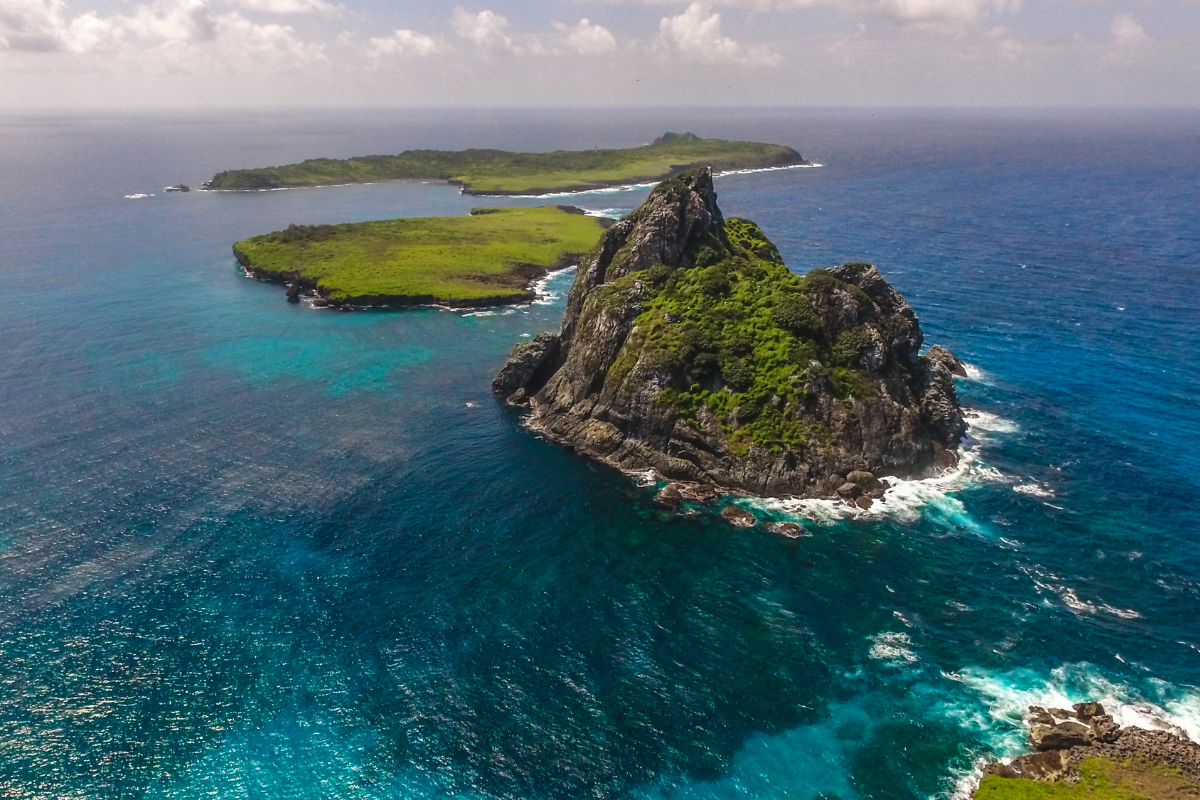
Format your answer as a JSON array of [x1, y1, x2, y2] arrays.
[[855, 496, 873, 509], [1090, 714, 1121, 743], [721, 506, 756, 528], [1073, 702, 1105, 721], [924, 344, 969, 378], [654, 484, 684, 510], [1027, 706, 1055, 727], [983, 749, 1070, 782], [846, 470, 883, 493], [767, 522, 804, 538], [836, 482, 862, 499], [1030, 721, 1093, 751]]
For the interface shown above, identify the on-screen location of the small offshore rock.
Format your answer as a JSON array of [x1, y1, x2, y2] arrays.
[[285, 283, 302, 302], [654, 484, 684, 510], [1030, 721, 1093, 751], [925, 344, 969, 378], [854, 495, 873, 510], [768, 522, 804, 538], [721, 506, 756, 528], [1073, 702, 1105, 721]]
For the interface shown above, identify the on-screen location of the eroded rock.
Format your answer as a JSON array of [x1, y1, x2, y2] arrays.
[[1030, 721, 1093, 751]]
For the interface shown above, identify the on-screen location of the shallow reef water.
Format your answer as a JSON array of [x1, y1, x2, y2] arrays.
[[0, 108, 1197, 799]]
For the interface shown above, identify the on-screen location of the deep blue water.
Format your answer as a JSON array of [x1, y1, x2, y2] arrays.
[[1, 108, 1198, 799]]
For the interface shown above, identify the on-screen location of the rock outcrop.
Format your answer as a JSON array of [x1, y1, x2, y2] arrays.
[[976, 702, 1200, 797], [494, 168, 967, 498]]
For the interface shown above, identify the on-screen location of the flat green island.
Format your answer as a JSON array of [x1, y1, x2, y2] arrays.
[[205, 132, 808, 195], [233, 205, 607, 309]]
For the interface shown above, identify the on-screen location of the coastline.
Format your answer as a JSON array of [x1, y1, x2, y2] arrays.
[[199, 161, 820, 197], [237, 251, 582, 312], [519, 397, 997, 523]]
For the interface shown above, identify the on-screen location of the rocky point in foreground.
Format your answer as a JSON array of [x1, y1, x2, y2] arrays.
[[493, 168, 967, 501], [974, 702, 1200, 798]]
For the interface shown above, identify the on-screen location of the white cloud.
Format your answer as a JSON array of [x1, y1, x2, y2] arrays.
[[655, 3, 778, 65], [452, 7, 518, 53], [858, 0, 1018, 27], [621, 0, 1020, 31], [0, 0, 322, 65], [1110, 13, 1150, 48], [554, 18, 616, 55], [233, 0, 342, 16], [367, 27, 440, 58]]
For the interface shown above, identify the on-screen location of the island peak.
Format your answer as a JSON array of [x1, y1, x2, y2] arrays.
[[494, 168, 967, 500]]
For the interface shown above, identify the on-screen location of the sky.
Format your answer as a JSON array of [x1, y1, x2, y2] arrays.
[[1, 0, 1199, 108]]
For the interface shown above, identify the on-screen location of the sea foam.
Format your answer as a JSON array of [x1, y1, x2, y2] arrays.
[[943, 662, 1200, 797]]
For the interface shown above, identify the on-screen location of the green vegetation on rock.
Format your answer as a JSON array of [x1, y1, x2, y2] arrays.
[[976, 757, 1200, 800], [207, 132, 807, 194], [609, 217, 883, 457], [232, 206, 605, 306], [493, 168, 965, 496]]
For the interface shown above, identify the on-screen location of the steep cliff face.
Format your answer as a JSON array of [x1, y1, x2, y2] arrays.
[[494, 168, 967, 498]]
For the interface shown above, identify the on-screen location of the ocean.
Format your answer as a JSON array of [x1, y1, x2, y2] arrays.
[[0, 108, 1197, 799]]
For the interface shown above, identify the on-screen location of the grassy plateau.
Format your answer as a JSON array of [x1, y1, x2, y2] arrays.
[[975, 757, 1200, 800], [232, 206, 606, 307], [206, 132, 808, 195]]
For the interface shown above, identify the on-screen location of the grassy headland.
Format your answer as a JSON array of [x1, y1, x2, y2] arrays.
[[975, 756, 1200, 799], [206, 132, 808, 195], [232, 206, 606, 308]]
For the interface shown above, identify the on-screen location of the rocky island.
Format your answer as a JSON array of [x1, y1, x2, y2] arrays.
[[493, 168, 967, 501], [205, 132, 808, 195], [232, 206, 606, 309], [974, 702, 1200, 798]]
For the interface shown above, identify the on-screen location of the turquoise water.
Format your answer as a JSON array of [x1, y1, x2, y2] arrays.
[[1, 109, 1198, 799]]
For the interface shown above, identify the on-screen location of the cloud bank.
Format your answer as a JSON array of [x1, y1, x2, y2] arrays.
[[0, 0, 1190, 107]]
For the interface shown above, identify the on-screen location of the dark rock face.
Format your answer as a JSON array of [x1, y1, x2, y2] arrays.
[[493, 331, 561, 399], [493, 168, 967, 499]]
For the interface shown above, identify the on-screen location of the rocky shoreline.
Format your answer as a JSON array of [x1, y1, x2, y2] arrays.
[[235, 249, 580, 312], [974, 702, 1200, 797]]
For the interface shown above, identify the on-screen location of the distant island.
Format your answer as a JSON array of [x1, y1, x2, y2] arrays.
[[205, 132, 809, 195], [232, 206, 607, 309], [493, 168, 967, 502]]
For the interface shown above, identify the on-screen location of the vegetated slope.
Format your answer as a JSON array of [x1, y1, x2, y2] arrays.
[[206, 132, 808, 194], [232, 206, 606, 308], [493, 169, 966, 497]]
